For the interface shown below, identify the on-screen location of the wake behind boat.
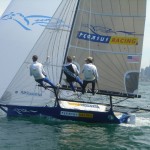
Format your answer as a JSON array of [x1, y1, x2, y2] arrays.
[[0, 0, 148, 124]]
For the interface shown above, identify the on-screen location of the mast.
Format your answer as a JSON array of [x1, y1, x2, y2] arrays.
[[59, 0, 80, 84]]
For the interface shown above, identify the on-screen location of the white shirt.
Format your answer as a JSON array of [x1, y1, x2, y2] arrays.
[[82, 63, 98, 81], [30, 61, 46, 80]]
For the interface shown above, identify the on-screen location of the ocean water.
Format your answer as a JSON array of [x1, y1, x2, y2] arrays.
[[0, 82, 150, 150]]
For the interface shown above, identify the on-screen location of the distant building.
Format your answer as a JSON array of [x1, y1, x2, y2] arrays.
[[140, 66, 150, 81]]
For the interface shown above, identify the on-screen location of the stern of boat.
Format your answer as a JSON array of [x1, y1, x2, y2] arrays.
[[114, 112, 136, 124]]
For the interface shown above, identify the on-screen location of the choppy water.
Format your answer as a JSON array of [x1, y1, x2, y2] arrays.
[[0, 82, 150, 150]]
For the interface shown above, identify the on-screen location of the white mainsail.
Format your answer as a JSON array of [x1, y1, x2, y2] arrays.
[[0, 0, 78, 106], [0, 0, 62, 97], [66, 0, 146, 95]]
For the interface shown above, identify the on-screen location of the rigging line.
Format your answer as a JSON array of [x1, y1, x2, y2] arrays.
[[49, 0, 76, 83], [92, 0, 121, 87], [54, 0, 77, 81], [77, 0, 90, 65], [133, 1, 140, 71], [100, 1, 129, 84], [40, 32, 54, 80], [47, 17, 64, 79], [112, 105, 150, 112], [98, 0, 124, 81], [45, 0, 69, 58], [110, 0, 127, 79], [73, 0, 86, 64], [59, 0, 80, 84], [45, 30, 55, 59], [122, 1, 140, 74], [46, 0, 73, 82], [88, 0, 91, 56], [109, 0, 126, 77], [113, 97, 128, 104], [97, 66, 128, 88], [118, 0, 133, 73], [93, 60, 121, 87], [125, 0, 140, 88], [112, 1, 129, 81], [38, 0, 62, 81]]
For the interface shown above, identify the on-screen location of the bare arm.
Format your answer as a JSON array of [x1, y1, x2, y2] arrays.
[[72, 64, 79, 75]]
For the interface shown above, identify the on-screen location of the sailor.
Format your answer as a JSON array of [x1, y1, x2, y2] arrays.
[[63, 56, 83, 92], [30, 55, 56, 89], [82, 57, 99, 95]]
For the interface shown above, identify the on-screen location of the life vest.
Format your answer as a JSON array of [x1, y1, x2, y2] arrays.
[[63, 64, 76, 82]]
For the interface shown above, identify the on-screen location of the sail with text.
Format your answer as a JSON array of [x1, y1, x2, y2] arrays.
[[62, 0, 146, 96]]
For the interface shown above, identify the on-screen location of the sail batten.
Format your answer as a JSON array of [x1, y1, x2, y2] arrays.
[[78, 9, 145, 18], [69, 45, 142, 55]]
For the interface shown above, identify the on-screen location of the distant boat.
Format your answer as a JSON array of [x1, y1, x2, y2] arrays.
[[0, 0, 148, 124]]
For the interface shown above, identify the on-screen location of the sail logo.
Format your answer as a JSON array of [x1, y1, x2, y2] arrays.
[[21, 90, 42, 97], [60, 111, 93, 118], [110, 36, 138, 45], [68, 101, 99, 108], [81, 24, 142, 36], [14, 108, 38, 115], [77, 31, 138, 45], [77, 31, 111, 43], [1, 12, 70, 31], [61, 111, 79, 117], [77, 24, 140, 45]]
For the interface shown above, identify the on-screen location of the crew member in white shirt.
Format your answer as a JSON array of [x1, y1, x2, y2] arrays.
[[82, 57, 98, 95], [30, 55, 56, 89]]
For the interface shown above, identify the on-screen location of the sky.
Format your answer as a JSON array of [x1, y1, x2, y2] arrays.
[[0, 0, 150, 69]]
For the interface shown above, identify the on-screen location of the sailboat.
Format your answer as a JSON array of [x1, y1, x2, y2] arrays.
[[0, 0, 147, 124]]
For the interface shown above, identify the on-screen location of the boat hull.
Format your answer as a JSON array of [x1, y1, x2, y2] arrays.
[[0, 104, 129, 124]]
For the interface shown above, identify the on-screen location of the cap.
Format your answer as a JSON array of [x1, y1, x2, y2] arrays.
[[85, 57, 93, 63]]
